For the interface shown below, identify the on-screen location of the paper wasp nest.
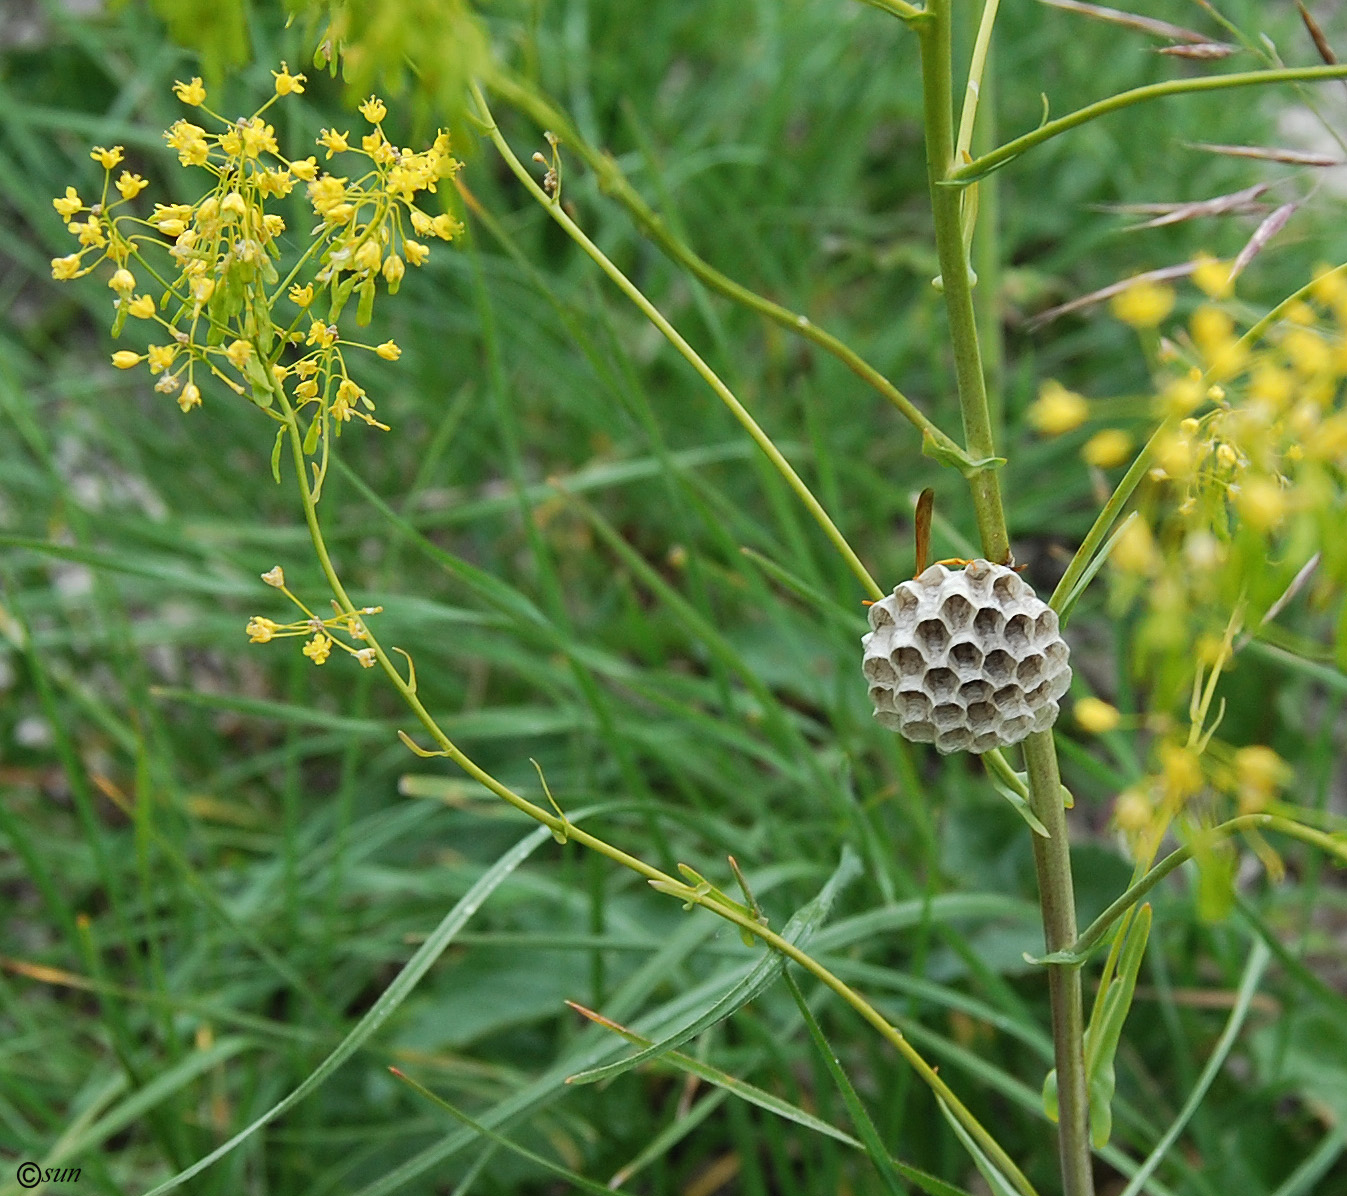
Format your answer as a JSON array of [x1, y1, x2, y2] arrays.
[[862, 560, 1071, 755]]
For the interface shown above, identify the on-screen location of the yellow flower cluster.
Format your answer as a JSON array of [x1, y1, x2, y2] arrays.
[[1094, 263, 1347, 868], [48, 72, 463, 472], [246, 565, 382, 668]]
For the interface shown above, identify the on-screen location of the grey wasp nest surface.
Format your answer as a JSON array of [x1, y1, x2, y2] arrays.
[[861, 559, 1071, 755]]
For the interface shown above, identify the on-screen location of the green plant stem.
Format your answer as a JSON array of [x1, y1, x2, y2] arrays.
[[920, 4, 1088, 1191], [488, 73, 973, 472], [272, 398, 1035, 1191], [917, 1, 1009, 566], [1023, 732, 1093, 1196], [470, 83, 882, 600], [949, 63, 1347, 184]]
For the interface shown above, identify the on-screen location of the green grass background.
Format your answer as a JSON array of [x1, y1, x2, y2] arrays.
[[2, 0, 1346, 1193]]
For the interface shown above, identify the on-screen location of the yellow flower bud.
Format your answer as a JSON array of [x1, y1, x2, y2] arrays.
[[111, 350, 143, 369], [1111, 519, 1160, 576], [375, 340, 401, 361], [177, 382, 202, 412], [108, 268, 136, 294], [1074, 698, 1121, 734], [1027, 380, 1088, 436], [1159, 743, 1203, 802], [1081, 429, 1131, 468], [51, 254, 82, 280], [1111, 279, 1175, 329], [1114, 788, 1152, 833], [1236, 476, 1287, 531], [383, 254, 405, 285], [1191, 254, 1233, 300], [354, 239, 382, 273]]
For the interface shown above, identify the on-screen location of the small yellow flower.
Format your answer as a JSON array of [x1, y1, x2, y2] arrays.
[[1075, 698, 1121, 734], [90, 145, 124, 169], [356, 648, 377, 668], [289, 282, 315, 307], [51, 254, 82, 280], [430, 213, 462, 241], [1190, 305, 1234, 351], [126, 294, 155, 318], [1082, 429, 1131, 468], [191, 276, 216, 307], [224, 339, 253, 370], [112, 350, 143, 369], [220, 190, 246, 219], [147, 344, 177, 374], [261, 566, 286, 588], [240, 118, 278, 159], [246, 616, 281, 643], [172, 77, 207, 105], [1111, 278, 1175, 329], [1114, 788, 1153, 833], [1160, 374, 1205, 418], [1154, 430, 1198, 481], [359, 95, 387, 123], [375, 340, 401, 361], [403, 239, 430, 267], [1282, 328, 1331, 377], [1310, 263, 1347, 307], [177, 382, 202, 412], [1111, 519, 1160, 576], [1027, 379, 1088, 436], [382, 254, 405, 286], [289, 156, 318, 181], [52, 187, 83, 221], [303, 633, 333, 665], [108, 268, 136, 294], [1236, 476, 1287, 531], [1191, 254, 1233, 300], [354, 239, 382, 273], [332, 378, 364, 421], [116, 171, 148, 199], [165, 119, 210, 167], [307, 319, 337, 348], [272, 62, 307, 96], [1159, 742, 1203, 802], [317, 128, 350, 158], [1233, 745, 1290, 813], [71, 216, 106, 248], [295, 379, 320, 399]]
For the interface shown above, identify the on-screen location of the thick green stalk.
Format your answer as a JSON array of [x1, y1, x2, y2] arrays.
[[917, 1, 1008, 566], [1023, 732, 1093, 1196], [919, 5, 1091, 1193]]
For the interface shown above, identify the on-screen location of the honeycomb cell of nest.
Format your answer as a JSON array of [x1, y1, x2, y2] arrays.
[[861, 559, 1071, 754]]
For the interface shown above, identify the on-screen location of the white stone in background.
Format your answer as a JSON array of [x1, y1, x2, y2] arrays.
[[861, 559, 1072, 755]]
